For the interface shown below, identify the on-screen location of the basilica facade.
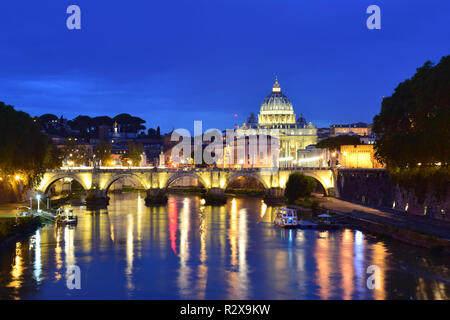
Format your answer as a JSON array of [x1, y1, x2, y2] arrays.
[[238, 78, 318, 165]]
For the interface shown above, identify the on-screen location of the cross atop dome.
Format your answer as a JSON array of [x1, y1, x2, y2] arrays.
[[272, 76, 281, 93]]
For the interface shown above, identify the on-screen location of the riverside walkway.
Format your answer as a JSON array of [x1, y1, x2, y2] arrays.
[[318, 197, 450, 242], [0, 202, 27, 218]]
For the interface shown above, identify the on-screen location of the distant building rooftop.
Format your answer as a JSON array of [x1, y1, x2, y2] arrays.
[[331, 122, 368, 128]]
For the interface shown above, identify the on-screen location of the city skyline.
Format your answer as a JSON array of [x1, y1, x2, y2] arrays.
[[1, 1, 449, 132]]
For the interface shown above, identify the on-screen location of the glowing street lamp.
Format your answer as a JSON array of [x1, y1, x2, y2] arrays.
[[36, 194, 41, 212]]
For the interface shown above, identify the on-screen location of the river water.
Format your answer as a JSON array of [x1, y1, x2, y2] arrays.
[[0, 192, 449, 300]]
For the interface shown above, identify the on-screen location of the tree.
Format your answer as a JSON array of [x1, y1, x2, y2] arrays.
[[284, 172, 317, 203], [69, 115, 92, 140], [147, 128, 157, 138], [316, 135, 360, 150], [373, 55, 450, 168], [94, 141, 112, 165], [38, 114, 58, 129], [60, 138, 90, 166], [113, 113, 146, 134], [91, 116, 113, 127], [147, 126, 162, 139], [121, 142, 144, 166], [0, 102, 59, 194], [372, 56, 450, 204], [156, 126, 161, 138], [43, 143, 63, 169]]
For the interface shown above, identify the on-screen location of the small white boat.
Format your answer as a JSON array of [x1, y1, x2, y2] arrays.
[[274, 208, 298, 228], [56, 209, 78, 226]]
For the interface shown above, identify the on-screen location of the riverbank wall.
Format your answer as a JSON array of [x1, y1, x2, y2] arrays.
[[337, 169, 450, 222], [343, 212, 450, 253], [0, 216, 41, 247]]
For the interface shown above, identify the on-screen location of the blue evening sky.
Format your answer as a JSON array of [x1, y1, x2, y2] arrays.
[[0, 1, 449, 133]]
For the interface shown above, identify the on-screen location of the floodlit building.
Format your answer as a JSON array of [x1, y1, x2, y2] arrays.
[[296, 145, 327, 168], [340, 144, 384, 168], [238, 78, 318, 167], [330, 122, 371, 137], [221, 134, 279, 168]]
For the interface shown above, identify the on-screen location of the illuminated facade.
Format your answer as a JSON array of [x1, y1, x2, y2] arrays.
[[330, 123, 371, 137], [221, 134, 279, 168], [238, 78, 318, 165], [340, 144, 384, 169]]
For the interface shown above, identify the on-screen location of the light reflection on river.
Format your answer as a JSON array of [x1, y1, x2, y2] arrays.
[[0, 192, 449, 300]]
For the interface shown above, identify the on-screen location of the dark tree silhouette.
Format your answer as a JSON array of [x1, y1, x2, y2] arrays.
[[0, 102, 59, 191], [373, 55, 450, 168], [316, 135, 360, 150], [284, 173, 317, 203]]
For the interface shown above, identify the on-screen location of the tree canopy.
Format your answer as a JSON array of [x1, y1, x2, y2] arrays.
[[284, 173, 317, 203], [147, 126, 162, 139], [121, 142, 144, 166], [38, 113, 58, 123], [373, 55, 450, 168], [94, 141, 112, 165], [316, 135, 360, 150], [60, 138, 90, 166], [0, 102, 59, 188], [113, 113, 146, 134]]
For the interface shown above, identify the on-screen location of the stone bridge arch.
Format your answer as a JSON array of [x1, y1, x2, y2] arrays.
[[291, 170, 336, 196], [224, 171, 269, 190], [102, 173, 149, 194], [39, 172, 91, 194], [163, 171, 209, 191]]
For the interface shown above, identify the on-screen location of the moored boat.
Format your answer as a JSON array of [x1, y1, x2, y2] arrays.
[[56, 209, 78, 226], [274, 208, 298, 228]]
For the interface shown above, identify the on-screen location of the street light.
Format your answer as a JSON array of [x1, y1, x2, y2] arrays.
[[36, 194, 41, 212]]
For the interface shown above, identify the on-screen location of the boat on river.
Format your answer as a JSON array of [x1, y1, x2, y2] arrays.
[[55, 209, 78, 226], [274, 208, 298, 228]]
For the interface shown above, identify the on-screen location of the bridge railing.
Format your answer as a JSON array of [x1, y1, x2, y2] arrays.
[[46, 166, 334, 174]]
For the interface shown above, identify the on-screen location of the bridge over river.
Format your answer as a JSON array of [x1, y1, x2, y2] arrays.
[[36, 167, 337, 206]]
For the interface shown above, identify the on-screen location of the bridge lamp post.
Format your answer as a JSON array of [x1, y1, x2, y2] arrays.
[[36, 195, 41, 213]]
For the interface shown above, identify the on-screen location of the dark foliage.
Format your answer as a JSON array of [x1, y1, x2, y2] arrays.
[[373, 55, 450, 168], [316, 135, 360, 150], [284, 173, 317, 203], [0, 102, 59, 188], [373, 55, 450, 201]]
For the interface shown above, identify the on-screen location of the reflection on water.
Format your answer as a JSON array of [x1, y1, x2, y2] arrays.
[[0, 192, 449, 300]]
